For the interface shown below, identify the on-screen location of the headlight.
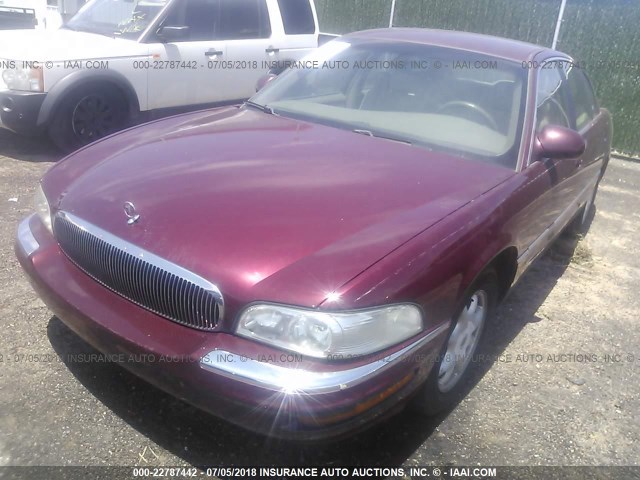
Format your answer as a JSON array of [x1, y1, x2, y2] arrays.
[[2, 66, 43, 92], [34, 184, 53, 233], [236, 304, 423, 359]]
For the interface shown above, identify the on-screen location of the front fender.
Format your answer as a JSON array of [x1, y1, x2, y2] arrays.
[[330, 174, 520, 327], [37, 69, 140, 126]]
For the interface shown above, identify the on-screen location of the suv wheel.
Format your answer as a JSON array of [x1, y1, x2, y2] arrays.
[[49, 83, 128, 152]]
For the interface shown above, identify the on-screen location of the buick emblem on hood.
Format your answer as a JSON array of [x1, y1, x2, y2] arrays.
[[123, 201, 140, 225]]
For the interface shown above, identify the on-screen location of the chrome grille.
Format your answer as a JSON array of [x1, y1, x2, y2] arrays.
[[53, 211, 223, 331]]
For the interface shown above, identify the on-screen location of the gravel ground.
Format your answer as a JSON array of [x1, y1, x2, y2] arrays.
[[0, 130, 638, 471]]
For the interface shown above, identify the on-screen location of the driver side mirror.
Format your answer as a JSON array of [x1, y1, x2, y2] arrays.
[[535, 125, 586, 160], [157, 25, 190, 43], [255, 73, 278, 92]]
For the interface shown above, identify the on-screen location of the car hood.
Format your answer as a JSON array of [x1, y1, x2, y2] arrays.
[[44, 106, 514, 320], [0, 29, 142, 62]]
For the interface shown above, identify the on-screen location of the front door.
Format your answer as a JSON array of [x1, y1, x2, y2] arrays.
[[514, 61, 576, 273]]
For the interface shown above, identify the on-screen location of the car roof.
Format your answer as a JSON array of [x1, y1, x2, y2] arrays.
[[344, 28, 569, 63]]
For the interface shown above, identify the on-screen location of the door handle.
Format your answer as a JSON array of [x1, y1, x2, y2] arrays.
[[205, 49, 223, 57], [265, 47, 280, 54]]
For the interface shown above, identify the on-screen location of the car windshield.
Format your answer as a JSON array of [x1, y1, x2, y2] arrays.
[[251, 40, 527, 168], [65, 0, 168, 39]]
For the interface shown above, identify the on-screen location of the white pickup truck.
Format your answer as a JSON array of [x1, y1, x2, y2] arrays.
[[0, 0, 64, 31], [0, 0, 333, 151]]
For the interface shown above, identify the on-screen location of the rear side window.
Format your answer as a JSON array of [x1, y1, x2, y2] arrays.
[[536, 64, 572, 131], [567, 66, 599, 130], [277, 0, 315, 34], [218, 0, 271, 40], [162, 0, 219, 42]]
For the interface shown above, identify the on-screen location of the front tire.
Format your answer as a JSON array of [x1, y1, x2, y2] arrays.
[[412, 270, 498, 416], [48, 83, 128, 153]]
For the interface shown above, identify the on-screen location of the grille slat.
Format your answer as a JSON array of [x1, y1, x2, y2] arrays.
[[54, 212, 223, 331], [195, 287, 204, 329], [143, 263, 153, 309]]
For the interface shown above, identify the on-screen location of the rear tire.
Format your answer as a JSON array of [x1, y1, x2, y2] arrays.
[[48, 83, 128, 153], [411, 270, 499, 416]]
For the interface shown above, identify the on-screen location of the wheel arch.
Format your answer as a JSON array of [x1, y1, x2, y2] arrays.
[[37, 70, 140, 127], [460, 245, 519, 305], [488, 246, 519, 301]]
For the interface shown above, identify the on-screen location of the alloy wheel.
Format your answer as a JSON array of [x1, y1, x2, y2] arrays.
[[71, 95, 116, 144], [438, 289, 488, 393]]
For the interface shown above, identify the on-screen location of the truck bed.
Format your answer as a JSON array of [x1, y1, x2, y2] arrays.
[[0, 6, 36, 29]]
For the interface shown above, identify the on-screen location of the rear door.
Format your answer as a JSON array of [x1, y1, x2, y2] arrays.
[[219, 0, 274, 100], [274, 0, 318, 48], [565, 64, 608, 199], [220, 0, 320, 99], [146, 0, 230, 109], [258, 0, 318, 75]]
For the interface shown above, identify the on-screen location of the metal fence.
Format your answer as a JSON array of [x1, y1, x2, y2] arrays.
[[315, 0, 640, 157]]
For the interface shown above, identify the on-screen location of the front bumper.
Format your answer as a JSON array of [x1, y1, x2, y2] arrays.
[[16, 214, 448, 440], [0, 90, 46, 134]]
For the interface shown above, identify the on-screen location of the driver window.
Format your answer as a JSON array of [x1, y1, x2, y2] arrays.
[[536, 64, 571, 131], [567, 66, 599, 130]]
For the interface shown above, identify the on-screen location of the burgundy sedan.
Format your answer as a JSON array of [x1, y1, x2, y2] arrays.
[[16, 29, 611, 440]]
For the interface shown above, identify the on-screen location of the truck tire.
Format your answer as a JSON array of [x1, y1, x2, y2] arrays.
[[48, 83, 128, 153]]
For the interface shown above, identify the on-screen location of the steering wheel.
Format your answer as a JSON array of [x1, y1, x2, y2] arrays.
[[437, 101, 499, 131], [537, 97, 571, 130]]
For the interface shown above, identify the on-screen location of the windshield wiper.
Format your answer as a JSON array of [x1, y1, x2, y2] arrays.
[[245, 101, 275, 115], [352, 128, 412, 145]]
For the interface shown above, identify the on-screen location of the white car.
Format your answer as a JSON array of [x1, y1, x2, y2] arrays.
[[0, 0, 329, 151]]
